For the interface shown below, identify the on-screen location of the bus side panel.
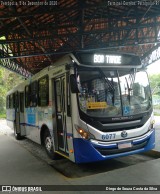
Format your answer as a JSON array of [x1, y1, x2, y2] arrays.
[[65, 116, 75, 162], [38, 106, 53, 138], [6, 109, 15, 129], [19, 112, 26, 136], [25, 107, 40, 144]]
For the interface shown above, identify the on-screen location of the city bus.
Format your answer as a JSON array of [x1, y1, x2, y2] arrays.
[[6, 52, 155, 163]]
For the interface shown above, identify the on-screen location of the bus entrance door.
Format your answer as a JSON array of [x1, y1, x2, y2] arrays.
[[54, 75, 69, 155]]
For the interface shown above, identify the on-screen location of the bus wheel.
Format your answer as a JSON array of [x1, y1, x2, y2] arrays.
[[43, 130, 57, 159]]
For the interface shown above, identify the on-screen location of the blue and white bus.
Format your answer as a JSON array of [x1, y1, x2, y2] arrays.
[[6, 52, 155, 163]]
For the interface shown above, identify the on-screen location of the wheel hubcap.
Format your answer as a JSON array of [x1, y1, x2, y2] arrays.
[[45, 137, 53, 152]]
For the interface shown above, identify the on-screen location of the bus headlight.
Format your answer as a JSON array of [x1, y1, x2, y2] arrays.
[[75, 125, 95, 140]]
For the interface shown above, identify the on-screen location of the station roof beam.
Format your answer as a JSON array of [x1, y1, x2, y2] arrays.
[[0, 1, 160, 77]]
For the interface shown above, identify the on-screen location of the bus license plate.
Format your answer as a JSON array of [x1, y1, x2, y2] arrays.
[[118, 142, 132, 149]]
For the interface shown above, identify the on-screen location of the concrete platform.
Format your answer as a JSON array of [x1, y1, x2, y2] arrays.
[[0, 119, 160, 194]]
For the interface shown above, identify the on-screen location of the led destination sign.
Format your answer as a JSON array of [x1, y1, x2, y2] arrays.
[[94, 54, 121, 64], [75, 52, 141, 67]]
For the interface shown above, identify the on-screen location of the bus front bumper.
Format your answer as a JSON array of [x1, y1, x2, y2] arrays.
[[73, 129, 155, 163]]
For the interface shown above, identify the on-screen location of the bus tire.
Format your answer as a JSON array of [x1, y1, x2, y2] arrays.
[[14, 123, 23, 140], [43, 129, 57, 160]]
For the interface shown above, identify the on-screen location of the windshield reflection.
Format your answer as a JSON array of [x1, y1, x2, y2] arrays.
[[77, 68, 151, 118]]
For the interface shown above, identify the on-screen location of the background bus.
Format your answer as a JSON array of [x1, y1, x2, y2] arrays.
[[6, 52, 155, 163]]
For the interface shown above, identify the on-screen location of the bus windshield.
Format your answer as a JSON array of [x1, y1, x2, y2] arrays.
[[77, 68, 152, 118]]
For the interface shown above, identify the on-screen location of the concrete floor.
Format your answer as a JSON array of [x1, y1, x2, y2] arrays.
[[0, 118, 160, 194]]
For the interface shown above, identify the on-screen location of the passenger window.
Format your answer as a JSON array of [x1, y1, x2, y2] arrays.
[[10, 93, 15, 108], [38, 75, 49, 106], [15, 92, 19, 109], [62, 78, 66, 112], [20, 93, 24, 113], [30, 81, 38, 107], [6, 96, 9, 109], [9, 95, 11, 108], [55, 80, 61, 112], [25, 85, 30, 108]]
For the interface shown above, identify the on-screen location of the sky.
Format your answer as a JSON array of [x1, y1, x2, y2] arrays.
[[147, 59, 160, 75]]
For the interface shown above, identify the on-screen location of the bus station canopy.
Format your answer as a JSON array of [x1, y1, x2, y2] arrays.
[[0, 0, 160, 77]]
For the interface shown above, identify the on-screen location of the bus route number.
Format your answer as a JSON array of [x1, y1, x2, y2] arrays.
[[102, 133, 116, 140]]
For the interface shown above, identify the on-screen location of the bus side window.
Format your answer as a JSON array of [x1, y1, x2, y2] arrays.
[[55, 80, 61, 112], [38, 75, 49, 107], [15, 92, 19, 109], [67, 74, 71, 117], [9, 93, 15, 109], [30, 81, 38, 107], [20, 93, 24, 113], [10, 95, 12, 108], [25, 85, 30, 108], [9, 95, 11, 108], [6, 95, 9, 109]]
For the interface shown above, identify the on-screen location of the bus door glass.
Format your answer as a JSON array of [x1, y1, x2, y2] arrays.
[[54, 75, 69, 154], [15, 91, 20, 133]]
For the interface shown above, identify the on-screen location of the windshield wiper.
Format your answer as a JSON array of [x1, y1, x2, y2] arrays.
[[99, 69, 115, 105], [125, 76, 131, 104], [98, 69, 115, 92], [125, 69, 136, 104], [129, 69, 136, 89]]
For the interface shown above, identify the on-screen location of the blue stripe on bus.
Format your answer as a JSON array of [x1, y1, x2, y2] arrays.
[[7, 121, 73, 137], [67, 133, 73, 137], [20, 123, 39, 128], [6, 119, 38, 128]]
